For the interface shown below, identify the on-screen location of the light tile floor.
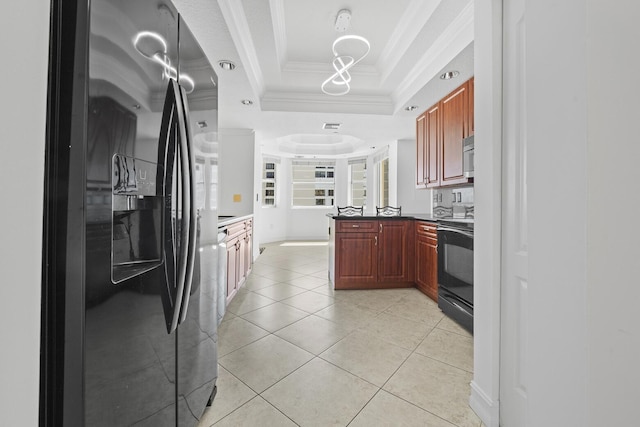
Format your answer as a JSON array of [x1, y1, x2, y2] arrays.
[[200, 241, 480, 427]]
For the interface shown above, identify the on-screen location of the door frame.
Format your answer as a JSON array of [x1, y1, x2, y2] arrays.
[[469, 1, 503, 426]]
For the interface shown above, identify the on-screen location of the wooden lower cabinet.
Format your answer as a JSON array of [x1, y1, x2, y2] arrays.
[[237, 234, 247, 286], [226, 237, 239, 304], [244, 229, 253, 280], [334, 219, 414, 289], [378, 221, 414, 283], [335, 233, 377, 287], [224, 217, 253, 304], [415, 221, 438, 301]]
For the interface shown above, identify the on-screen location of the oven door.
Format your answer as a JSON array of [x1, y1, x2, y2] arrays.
[[437, 224, 474, 332]]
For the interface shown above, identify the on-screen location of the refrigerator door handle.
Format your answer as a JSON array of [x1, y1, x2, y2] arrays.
[[178, 84, 197, 324], [173, 81, 192, 331], [158, 79, 188, 334]]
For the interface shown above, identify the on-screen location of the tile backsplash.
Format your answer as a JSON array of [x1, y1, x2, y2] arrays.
[[432, 185, 474, 218]]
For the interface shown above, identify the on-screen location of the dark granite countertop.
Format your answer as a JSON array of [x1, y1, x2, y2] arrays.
[[326, 212, 472, 223]]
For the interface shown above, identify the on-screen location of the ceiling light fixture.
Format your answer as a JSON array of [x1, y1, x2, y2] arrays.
[[133, 31, 195, 93], [218, 60, 236, 71], [240, 99, 253, 106], [440, 70, 460, 80], [321, 35, 370, 96], [335, 9, 351, 32], [405, 105, 419, 112]]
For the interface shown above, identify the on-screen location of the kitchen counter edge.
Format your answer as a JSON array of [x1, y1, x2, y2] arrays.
[[325, 213, 463, 222], [218, 214, 254, 229]]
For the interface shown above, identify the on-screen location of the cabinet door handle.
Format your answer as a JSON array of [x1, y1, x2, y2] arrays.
[[375, 236, 378, 246], [379, 223, 383, 232]]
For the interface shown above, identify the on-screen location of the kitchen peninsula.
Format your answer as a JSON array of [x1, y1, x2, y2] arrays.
[[328, 214, 440, 300]]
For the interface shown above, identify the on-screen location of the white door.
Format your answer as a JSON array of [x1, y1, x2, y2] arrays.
[[500, 0, 529, 425]]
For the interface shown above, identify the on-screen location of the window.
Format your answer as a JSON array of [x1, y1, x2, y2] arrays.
[[292, 161, 335, 207], [262, 160, 277, 206], [348, 159, 367, 207], [208, 159, 218, 210], [195, 159, 206, 209], [376, 157, 389, 207]]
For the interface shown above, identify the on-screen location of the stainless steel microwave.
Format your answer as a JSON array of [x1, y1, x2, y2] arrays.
[[463, 135, 474, 178]]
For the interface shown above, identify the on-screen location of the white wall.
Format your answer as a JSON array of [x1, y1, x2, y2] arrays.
[[476, 1, 640, 426], [258, 156, 289, 243], [388, 141, 398, 208], [218, 129, 255, 216], [0, 1, 50, 425], [586, 1, 640, 425], [334, 158, 349, 208], [396, 139, 431, 214], [470, 0, 502, 425], [526, 1, 589, 425]]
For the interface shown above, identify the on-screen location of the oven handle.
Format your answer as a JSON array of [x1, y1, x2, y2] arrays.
[[438, 226, 474, 239]]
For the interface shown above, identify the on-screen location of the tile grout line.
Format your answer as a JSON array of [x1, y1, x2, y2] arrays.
[[213, 243, 474, 426]]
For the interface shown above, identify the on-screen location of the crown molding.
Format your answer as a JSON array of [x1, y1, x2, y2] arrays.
[[217, 0, 265, 97], [282, 61, 379, 77], [377, 0, 442, 83], [392, 1, 474, 111], [261, 91, 394, 115], [269, 0, 287, 69]]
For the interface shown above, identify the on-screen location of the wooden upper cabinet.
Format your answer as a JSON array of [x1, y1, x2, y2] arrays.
[[416, 112, 427, 188], [441, 83, 468, 185], [468, 77, 474, 136], [416, 78, 473, 188], [425, 103, 440, 188]]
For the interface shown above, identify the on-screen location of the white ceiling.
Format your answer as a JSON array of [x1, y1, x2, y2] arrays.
[[174, 0, 474, 158]]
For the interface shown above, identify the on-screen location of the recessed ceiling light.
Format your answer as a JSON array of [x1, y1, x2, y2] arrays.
[[218, 60, 236, 71], [197, 121, 207, 128], [405, 105, 419, 112], [240, 99, 253, 106], [440, 70, 460, 80]]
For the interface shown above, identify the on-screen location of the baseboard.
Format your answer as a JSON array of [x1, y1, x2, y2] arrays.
[[469, 381, 500, 427]]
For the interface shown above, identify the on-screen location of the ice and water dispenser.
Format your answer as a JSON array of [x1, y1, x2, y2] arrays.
[[111, 153, 163, 283]]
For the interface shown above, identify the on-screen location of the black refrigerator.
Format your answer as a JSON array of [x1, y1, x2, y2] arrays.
[[41, 0, 219, 425]]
